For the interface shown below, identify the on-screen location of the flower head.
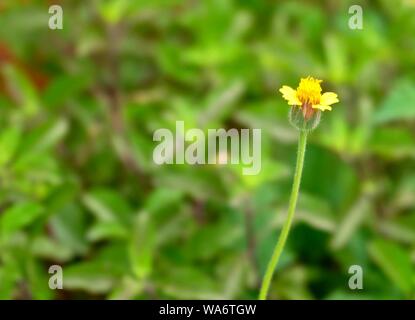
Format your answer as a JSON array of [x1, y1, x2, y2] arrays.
[[279, 76, 339, 120]]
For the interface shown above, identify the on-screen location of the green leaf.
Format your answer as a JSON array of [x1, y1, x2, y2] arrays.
[[82, 189, 132, 226], [369, 127, 415, 159], [157, 265, 222, 299], [0, 260, 21, 299], [374, 79, 415, 123], [369, 238, 414, 294], [31, 236, 74, 262], [129, 212, 155, 280], [377, 213, 415, 245], [331, 195, 371, 249], [0, 202, 43, 238], [49, 203, 88, 255], [98, 0, 133, 24], [0, 127, 21, 166], [63, 263, 117, 294], [42, 74, 91, 108], [87, 221, 129, 242], [13, 119, 68, 171], [1, 64, 39, 115], [63, 245, 129, 294], [27, 258, 54, 299], [144, 188, 184, 216]]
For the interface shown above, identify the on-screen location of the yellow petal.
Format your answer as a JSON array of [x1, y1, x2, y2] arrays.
[[279, 86, 301, 105], [312, 104, 332, 111], [320, 92, 339, 106]]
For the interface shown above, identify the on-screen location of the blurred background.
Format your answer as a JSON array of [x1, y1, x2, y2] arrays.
[[1, 0, 415, 299]]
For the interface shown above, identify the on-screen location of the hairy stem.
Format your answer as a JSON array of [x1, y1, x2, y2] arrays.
[[259, 130, 307, 300]]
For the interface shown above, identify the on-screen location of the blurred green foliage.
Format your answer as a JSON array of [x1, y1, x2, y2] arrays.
[[1, 0, 415, 299]]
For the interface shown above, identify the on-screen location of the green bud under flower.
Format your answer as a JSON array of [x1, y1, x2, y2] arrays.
[[289, 106, 321, 132]]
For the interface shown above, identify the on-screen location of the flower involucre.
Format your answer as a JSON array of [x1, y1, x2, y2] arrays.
[[279, 76, 339, 119]]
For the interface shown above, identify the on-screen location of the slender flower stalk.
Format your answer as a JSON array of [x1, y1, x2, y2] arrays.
[[258, 77, 339, 300], [259, 130, 307, 300]]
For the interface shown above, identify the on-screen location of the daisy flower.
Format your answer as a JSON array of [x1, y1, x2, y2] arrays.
[[279, 76, 339, 120]]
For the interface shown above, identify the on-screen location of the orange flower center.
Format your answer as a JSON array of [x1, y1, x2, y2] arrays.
[[296, 77, 322, 105]]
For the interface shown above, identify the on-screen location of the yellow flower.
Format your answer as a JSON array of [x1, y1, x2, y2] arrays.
[[279, 76, 339, 119]]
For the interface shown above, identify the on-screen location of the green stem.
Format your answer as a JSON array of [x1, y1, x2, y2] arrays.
[[258, 130, 308, 300]]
